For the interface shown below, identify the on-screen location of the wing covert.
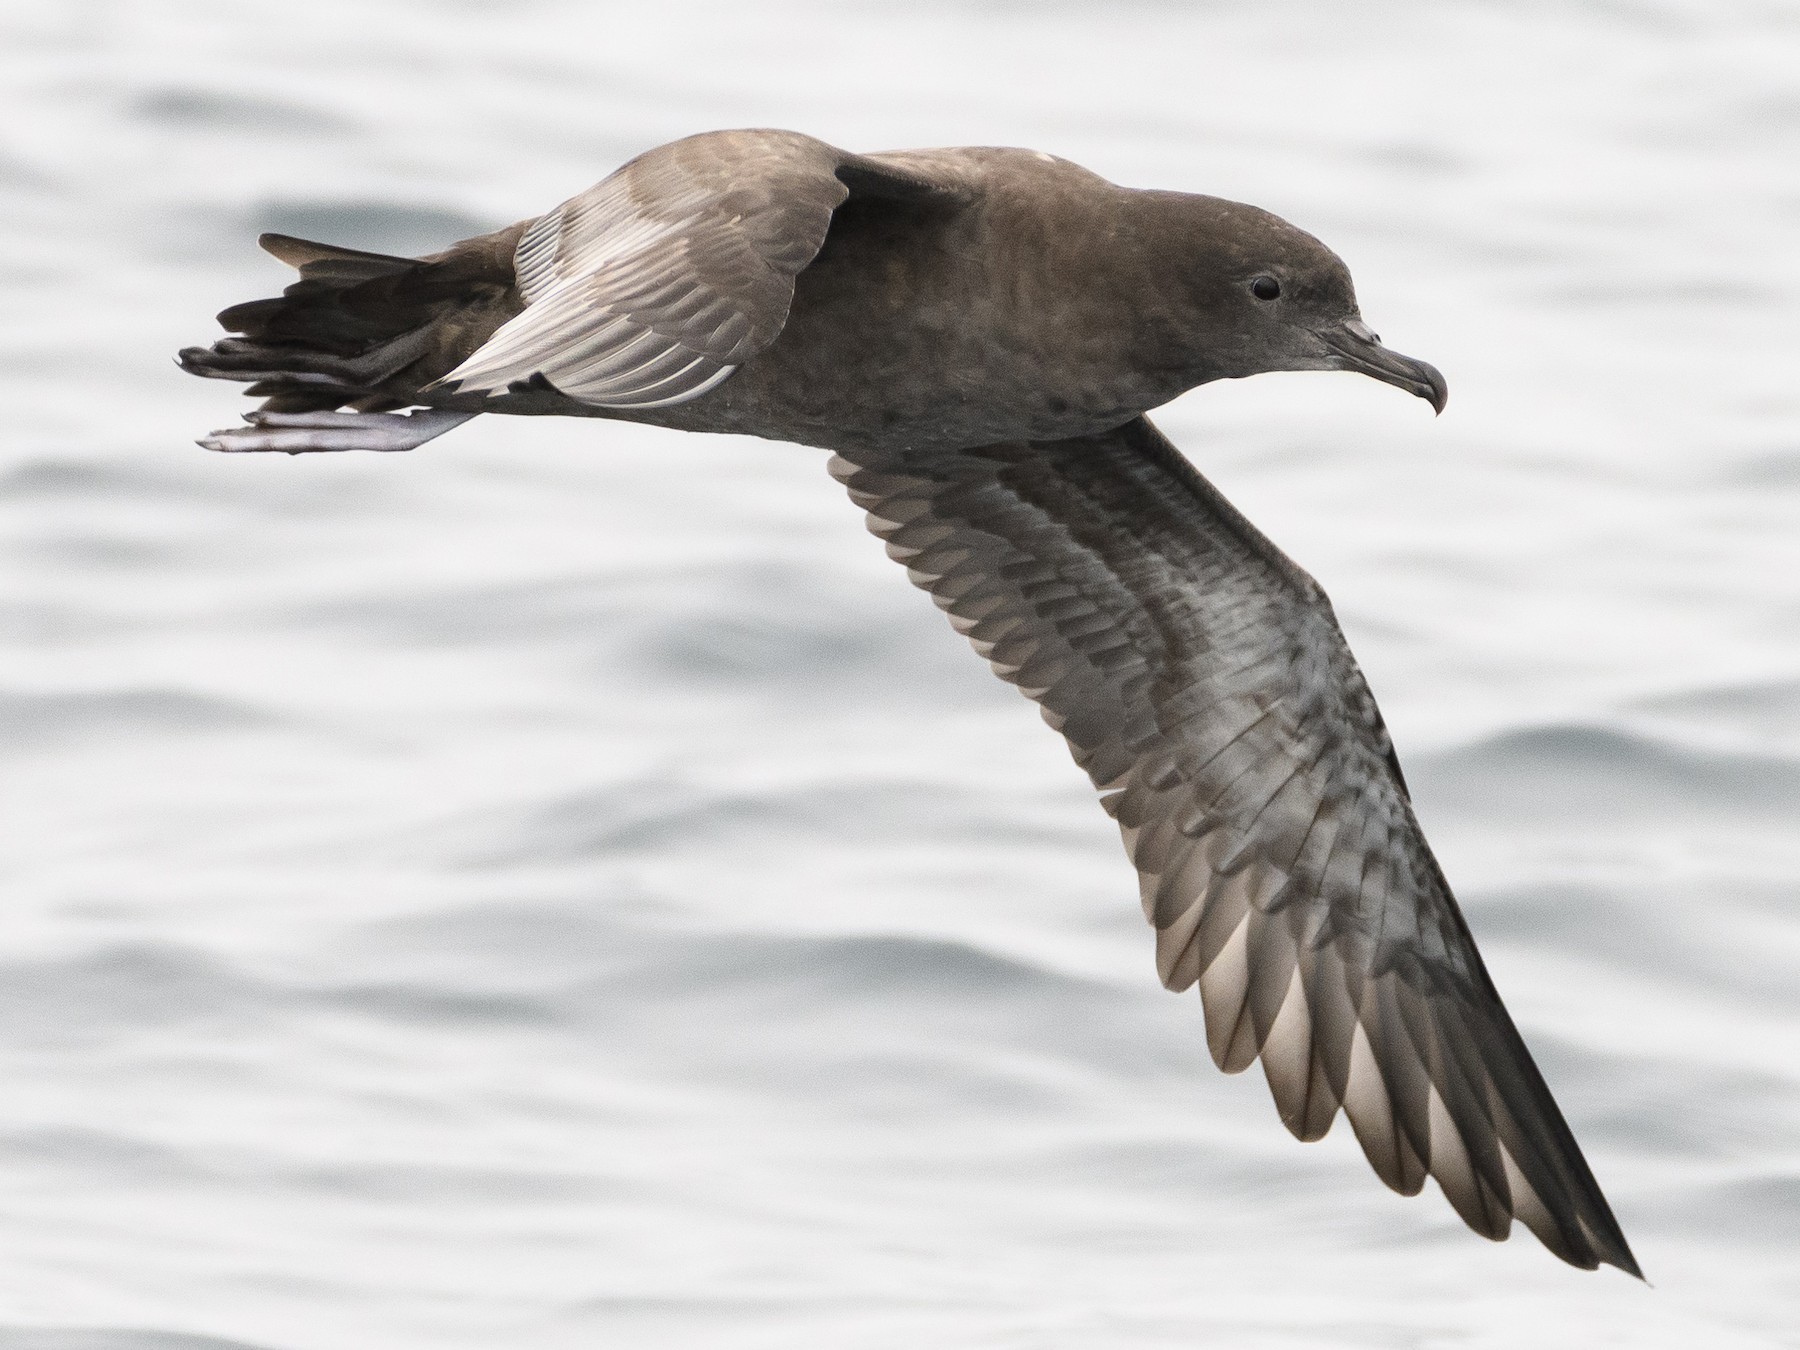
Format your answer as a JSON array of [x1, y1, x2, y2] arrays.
[[829, 416, 1638, 1276], [434, 130, 944, 409]]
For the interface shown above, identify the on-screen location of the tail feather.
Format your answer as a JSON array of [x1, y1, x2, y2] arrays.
[[181, 220, 530, 414], [258, 232, 420, 282], [218, 234, 431, 350]]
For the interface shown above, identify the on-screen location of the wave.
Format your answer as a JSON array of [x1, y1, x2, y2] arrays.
[[0, 688, 280, 752], [464, 775, 1059, 866], [1632, 1175, 1800, 1247], [0, 909, 1178, 1077], [1635, 676, 1800, 744], [290, 557, 983, 704], [0, 944, 266, 1044], [1468, 877, 1800, 1012], [321, 904, 1197, 1094], [0, 459, 215, 505], [1408, 721, 1800, 823], [130, 87, 356, 138], [0, 1331, 280, 1350]]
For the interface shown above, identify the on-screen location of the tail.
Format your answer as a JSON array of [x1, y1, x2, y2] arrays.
[[178, 225, 527, 414]]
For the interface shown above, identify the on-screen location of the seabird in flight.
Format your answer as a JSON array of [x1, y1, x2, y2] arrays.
[[180, 128, 1638, 1276]]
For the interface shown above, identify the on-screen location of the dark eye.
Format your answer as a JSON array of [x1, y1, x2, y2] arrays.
[[1251, 276, 1281, 301]]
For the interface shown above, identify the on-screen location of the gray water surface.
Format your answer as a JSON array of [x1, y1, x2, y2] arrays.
[[5, 2, 1799, 1346]]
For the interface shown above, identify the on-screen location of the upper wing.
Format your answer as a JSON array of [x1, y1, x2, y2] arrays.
[[830, 416, 1639, 1275], [432, 129, 951, 409]]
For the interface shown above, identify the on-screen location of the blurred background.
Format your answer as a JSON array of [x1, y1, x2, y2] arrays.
[[4, 1, 1799, 1346]]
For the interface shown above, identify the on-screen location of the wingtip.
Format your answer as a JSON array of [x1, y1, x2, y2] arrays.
[[1605, 1242, 1647, 1283], [1554, 1205, 1642, 1279]]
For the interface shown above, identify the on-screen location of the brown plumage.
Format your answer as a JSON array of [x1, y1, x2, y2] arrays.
[[179, 128, 1638, 1276]]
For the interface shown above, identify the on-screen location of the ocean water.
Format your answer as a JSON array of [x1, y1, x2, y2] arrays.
[[4, 1, 1799, 1345]]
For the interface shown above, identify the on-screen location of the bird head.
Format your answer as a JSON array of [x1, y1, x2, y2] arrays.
[[1165, 194, 1447, 413]]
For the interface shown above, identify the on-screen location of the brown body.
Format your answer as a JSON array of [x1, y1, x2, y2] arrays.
[[641, 154, 1228, 451], [219, 139, 1380, 454]]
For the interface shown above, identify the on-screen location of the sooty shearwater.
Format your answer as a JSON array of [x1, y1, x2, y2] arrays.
[[180, 128, 1638, 1276]]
